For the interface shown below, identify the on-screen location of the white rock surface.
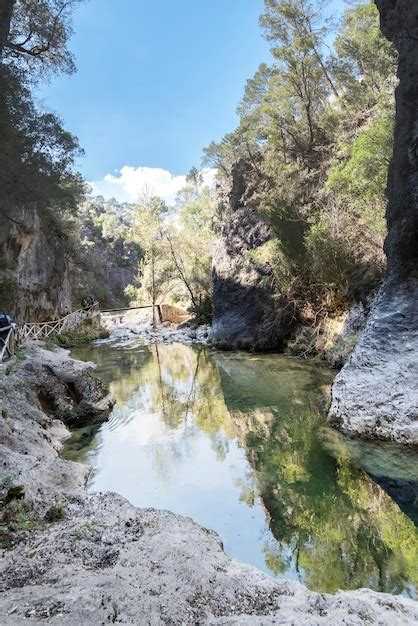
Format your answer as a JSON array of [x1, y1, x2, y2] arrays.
[[329, 279, 418, 445], [1, 493, 417, 625], [102, 310, 211, 347]]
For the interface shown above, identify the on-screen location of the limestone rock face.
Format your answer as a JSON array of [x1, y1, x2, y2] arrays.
[[328, 1, 418, 444], [376, 0, 418, 276], [0, 208, 71, 323], [210, 161, 291, 350], [1, 493, 417, 626], [24, 346, 114, 428], [329, 278, 418, 444]]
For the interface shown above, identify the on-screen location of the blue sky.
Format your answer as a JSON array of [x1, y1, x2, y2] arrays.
[[37, 0, 345, 201]]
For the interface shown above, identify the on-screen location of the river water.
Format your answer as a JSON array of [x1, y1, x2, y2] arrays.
[[64, 340, 418, 597]]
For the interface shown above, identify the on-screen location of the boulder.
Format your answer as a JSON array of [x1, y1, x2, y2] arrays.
[[0, 492, 417, 625], [23, 345, 114, 428]]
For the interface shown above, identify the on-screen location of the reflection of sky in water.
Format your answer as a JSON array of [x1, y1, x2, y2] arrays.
[[91, 406, 286, 579], [67, 342, 418, 596]]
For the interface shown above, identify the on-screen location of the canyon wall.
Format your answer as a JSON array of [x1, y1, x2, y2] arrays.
[[0, 209, 71, 323], [70, 220, 140, 310], [210, 161, 292, 350], [328, 0, 418, 444]]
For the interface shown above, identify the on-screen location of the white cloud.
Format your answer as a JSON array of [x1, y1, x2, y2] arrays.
[[89, 166, 216, 204]]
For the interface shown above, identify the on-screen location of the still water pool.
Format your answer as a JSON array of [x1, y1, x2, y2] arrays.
[[64, 341, 418, 597]]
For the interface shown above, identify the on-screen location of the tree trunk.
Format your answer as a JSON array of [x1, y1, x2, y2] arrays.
[[328, 0, 418, 445], [151, 250, 156, 329], [0, 0, 15, 59]]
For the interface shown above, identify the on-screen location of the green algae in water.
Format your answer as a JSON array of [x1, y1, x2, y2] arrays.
[[65, 341, 418, 597]]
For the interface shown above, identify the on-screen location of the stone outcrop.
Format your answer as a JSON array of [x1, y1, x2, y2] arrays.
[[27, 346, 114, 427], [1, 494, 417, 626], [0, 208, 71, 323], [328, 0, 418, 445], [210, 161, 291, 350], [0, 346, 98, 508]]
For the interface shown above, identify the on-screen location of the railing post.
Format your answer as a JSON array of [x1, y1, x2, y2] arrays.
[[0, 327, 14, 363]]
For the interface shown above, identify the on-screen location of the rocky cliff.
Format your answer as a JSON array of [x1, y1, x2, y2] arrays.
[[0, 209, 71, 323], [70, 198, 141, 309], [329, 0, 418, 445], [210, 161, 292, 350]]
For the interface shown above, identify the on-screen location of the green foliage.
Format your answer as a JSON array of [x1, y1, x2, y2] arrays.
[[3, 0, 82, 79], [327, 112, 393, 238], [70, 195, 142, 308], [54, 321, 109, 348], [0, 66, 84, 234], [44, 502, 65, 523], [304, 213, 357, 289], [128, 177, 215, 322], [205, 0, 395, 314], [0, 477, 36, 548], [14, 348, 27, 362], [334, 1, 397, 109], [129, 195, 172, 308], [330, 117, 392, 200]]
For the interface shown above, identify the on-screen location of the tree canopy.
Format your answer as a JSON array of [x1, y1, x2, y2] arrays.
[[1, 0, 81, 78], [205, 0, 396, 314]]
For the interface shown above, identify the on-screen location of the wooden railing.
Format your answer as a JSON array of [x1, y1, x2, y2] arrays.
[[0, 303, 99, 363], [0, 326, 15, 363], [15, 303, 99, 343]]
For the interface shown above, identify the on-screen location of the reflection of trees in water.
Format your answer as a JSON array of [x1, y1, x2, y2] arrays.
[[68, 344, 417, 596], [153, 343, 204, 428], [66, 343, 232, 479], [130, 343, 233, 476], [212, 353, 417, 595], [230, 403, 418, 595], [72, 343, 152, 407]]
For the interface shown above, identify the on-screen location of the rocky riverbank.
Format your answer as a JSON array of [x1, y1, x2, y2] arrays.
[[0, 344, 417, 625], [101, 310, 211, 346]]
